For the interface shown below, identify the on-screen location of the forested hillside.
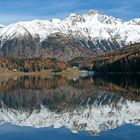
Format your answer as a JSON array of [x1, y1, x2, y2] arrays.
[[92, 43, 140, 72]]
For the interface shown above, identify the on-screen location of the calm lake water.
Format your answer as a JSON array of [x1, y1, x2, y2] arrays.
[[0, 74, 140, 140]]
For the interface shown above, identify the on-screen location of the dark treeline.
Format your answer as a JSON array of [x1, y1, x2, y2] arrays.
[[92, 43, 140, 73]]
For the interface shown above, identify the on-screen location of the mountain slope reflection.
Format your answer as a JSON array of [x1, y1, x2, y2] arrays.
[[0, 75, 140, 135]]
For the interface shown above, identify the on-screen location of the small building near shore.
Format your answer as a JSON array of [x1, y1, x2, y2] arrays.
[[13, 69, 17, 72]]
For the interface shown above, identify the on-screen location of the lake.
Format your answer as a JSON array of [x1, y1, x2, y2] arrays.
[[0, 74, 140, 140]]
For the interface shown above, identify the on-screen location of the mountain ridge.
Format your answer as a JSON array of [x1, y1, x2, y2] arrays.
[[0, 10, 140, 60]]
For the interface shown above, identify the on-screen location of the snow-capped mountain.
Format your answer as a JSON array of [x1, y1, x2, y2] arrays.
[[0, 10, 140, 60]]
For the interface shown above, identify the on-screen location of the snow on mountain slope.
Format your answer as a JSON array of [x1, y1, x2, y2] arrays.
[[0, 10, 140, 43], [0, 98, 140, 135], [0, 10, 140, 59], [126, 18, 140, 25]]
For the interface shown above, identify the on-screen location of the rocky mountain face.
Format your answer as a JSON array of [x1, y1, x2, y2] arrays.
[[0, 10, 140, 60]]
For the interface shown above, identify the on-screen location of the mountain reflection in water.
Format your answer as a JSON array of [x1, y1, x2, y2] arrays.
[[0, 75, 140, 135]]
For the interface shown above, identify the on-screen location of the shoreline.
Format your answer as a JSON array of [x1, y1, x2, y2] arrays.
[[0, 71, 53, 78], [0, 69, 86, 78], [0, 70, 139, 79]]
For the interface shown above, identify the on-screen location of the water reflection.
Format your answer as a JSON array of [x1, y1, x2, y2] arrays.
[[0, 75, 140, 135]]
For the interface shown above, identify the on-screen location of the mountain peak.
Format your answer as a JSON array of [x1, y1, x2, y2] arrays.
[[66, 13, 81, 20], [85, 9, 100, 16], [65, 13, 85, 23], [66, 10, 100, 21]]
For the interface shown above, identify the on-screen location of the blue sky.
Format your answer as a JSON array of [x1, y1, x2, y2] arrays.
[[0, 0, 139, 25]]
